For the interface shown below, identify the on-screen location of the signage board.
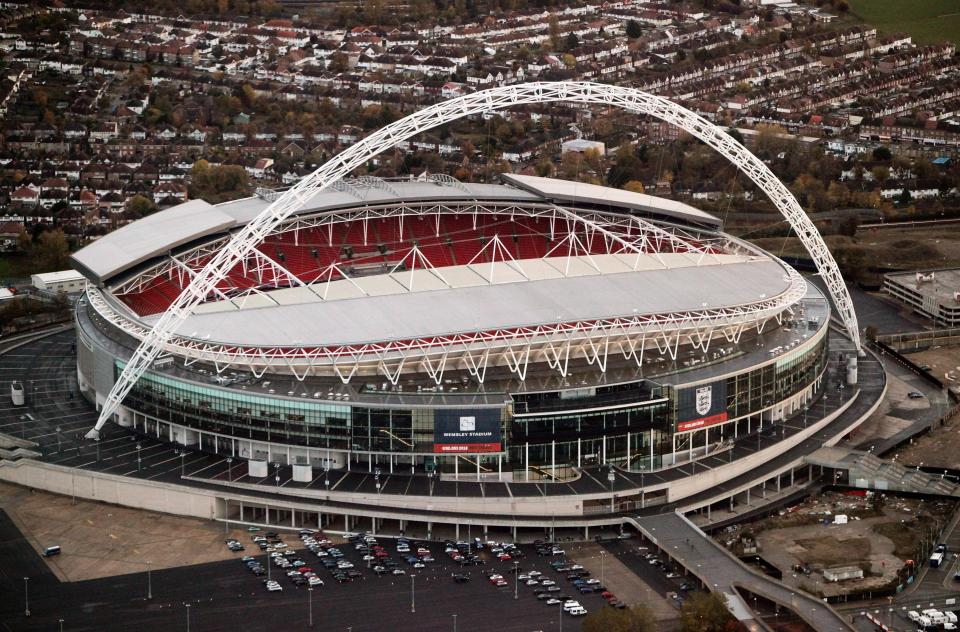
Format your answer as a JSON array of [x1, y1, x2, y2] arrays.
[[676, 380, 728, 432], [433, 409, 502, 453]]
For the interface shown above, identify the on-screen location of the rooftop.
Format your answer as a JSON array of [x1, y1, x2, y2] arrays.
[[70, 176, 720, 286], [885, 268, 960, 307]]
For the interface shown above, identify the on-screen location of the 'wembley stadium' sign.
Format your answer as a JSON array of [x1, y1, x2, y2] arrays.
[[433, 409, 502, 453]]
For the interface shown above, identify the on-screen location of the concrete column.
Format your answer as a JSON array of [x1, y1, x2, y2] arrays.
[[497, 454, 502, 481], [525, 443, 529, 482], [344, 515, 349, 531], [746, 488, 750, 506], [577, 438, 581, 468], [266, 506, 270, 525], [730, 496, 734, 512], [585, 525, 590, 540], [455, 524, 460, 539], [762, 480, 767, 499], [455, 455, 459, 477], [707, 505, 711, 520], [791, 468, 795, 486], [512, 526, 517, 540], [777, 475, 781, 493], [427, 521, 433, 540]]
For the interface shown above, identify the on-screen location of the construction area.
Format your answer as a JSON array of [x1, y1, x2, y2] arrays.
[[716, 491, 956, 598]]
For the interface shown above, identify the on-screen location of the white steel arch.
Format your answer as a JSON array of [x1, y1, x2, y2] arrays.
[[85, 81, 859, 438]]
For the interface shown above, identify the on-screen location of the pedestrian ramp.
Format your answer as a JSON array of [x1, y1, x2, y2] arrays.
[[805, 446, 959, 497]]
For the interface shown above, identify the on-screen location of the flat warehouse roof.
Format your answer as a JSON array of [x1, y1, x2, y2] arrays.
[[150, 257, 792, 347]]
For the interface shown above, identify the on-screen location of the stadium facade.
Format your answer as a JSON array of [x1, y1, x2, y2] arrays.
[[72, 173, 832, 482]]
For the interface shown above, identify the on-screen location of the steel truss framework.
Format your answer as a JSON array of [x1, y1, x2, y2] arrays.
[[87, 267, 804, 384], [87, 82, 860, 437], [108, 200, 730, 298]]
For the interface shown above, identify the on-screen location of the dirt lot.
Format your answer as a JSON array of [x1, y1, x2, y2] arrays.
[[750, 225, 960, 270], [0, 481, 264, 581], [728, 492, 954, 597]]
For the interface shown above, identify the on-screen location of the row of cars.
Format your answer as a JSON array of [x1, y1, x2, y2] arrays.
[[481, 540, 632, 617]]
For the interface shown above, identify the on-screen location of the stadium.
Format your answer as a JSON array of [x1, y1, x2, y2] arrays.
[[56, 84, 882, 530], [72, 171, 830, 479]]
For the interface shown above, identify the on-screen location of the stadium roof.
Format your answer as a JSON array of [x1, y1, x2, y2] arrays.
[[71, 176, 721, 286], [148, 254, 791, 348], [499, 174, 721, 229]]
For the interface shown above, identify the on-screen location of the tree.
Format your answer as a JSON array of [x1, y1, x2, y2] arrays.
[[871, 165, 890, 185], [126, 194, 156, 220], [548, 15, 560, 50], [864, 325, 879, 341], [872, 146, 892, 161], [680, 592, 733, 632], [623, 180, 645, 193], [33, 229, 71, 272], [582, 605, 656, 632], [626, 19, 642, 39], [565, 32, 579, 51]]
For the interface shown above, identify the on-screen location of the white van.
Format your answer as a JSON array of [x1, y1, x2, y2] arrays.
[[562, 601, 582, 612], [907, 611, 921, 622], [945, 611, 958, 623], [567, 607, 587, 616], [917, 615, 932, 630]]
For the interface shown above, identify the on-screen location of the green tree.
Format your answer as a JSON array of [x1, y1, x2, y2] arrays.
[[680, 592, 732, 632], [582, 605, 656, 632], [126, 194, 156, 219], [565, 32, 579, 51], [626, 19, 642, 39], [548, 15, 560, 50], [872, 146, 892, 161], [33, 229, 71, 272]]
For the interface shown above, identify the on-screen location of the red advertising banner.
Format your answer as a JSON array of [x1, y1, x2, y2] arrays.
[[677, 412, 728, 433], [433, 442, 501, 453]]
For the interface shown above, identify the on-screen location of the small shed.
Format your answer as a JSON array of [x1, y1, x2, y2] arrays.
[[823, 565, 863, 582]]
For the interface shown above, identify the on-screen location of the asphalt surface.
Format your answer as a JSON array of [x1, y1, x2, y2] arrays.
[[0, 513, 624, 632]]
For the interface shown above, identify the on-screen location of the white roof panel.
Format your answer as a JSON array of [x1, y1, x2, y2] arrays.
[[71, 199, 234, 284], [500, 173, 721, 227], [152, 257, 792, 347]]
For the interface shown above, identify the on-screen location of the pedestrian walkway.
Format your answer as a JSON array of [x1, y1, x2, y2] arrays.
[[632, 511, 855, 631]]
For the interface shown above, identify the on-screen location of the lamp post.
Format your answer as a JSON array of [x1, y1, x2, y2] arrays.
[[59, 619, 63, 632], [56, 426, 61, 453], [608, 465, 616, 514], [24, 576, 29, 617], [514, 560, 519, 599], [803, 404, 808, 428], [180, 450, 186, 478], [452, 614, 457, 632], [226, 456, 233, 482], [308, 585, 314, 627], [410, 574, 415, 613], [185, 603, 190, 632], [375, 467, 381, 494], [136, 443, 142, 471], [147, 562, 152, 599], [601, 550, 605, 587]]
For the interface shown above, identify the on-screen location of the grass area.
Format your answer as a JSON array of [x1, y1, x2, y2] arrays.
[[848, 0, 960, 46], [749, 224, 960, 270]]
